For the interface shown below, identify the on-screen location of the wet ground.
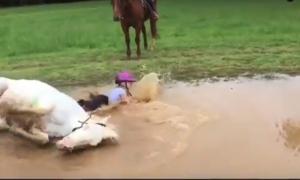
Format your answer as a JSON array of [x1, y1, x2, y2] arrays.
[[1, 74, 300, 178]]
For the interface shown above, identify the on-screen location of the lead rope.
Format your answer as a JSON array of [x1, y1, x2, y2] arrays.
[[65, 110, 96, 137]]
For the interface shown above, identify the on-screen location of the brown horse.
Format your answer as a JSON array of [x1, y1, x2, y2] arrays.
[[111, 0, 158, 60]]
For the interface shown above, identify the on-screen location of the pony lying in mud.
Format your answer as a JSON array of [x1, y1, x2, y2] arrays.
[[0, 77, 118, 151]]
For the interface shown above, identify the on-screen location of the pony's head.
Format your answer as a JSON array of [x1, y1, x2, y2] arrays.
[[56, 115, 119, 151], [111, 0, 123, 21]]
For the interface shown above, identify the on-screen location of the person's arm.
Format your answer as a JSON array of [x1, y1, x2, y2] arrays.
[[120, 94, 130, 104]]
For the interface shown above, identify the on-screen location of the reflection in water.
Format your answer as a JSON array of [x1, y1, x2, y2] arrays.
[[2, 74, 300, 178]]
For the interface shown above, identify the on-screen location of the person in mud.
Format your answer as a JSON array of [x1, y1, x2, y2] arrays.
[[109, 71, 136, 105], [78, 71, 137, 112]]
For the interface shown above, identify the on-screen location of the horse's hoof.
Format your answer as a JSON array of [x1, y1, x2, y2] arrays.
[[38, 137, 50, 145], [150, 39, 156, 51]]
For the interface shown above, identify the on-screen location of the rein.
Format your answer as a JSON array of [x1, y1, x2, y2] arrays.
[[66, 111, 106, 137], [125, 82, 133, 97]]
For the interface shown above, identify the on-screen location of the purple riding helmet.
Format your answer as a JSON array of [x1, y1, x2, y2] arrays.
[[115, 71, 136, 96], [115, 71, 136, 85]]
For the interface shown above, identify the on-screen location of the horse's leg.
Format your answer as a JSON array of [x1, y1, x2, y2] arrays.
[[142, 23, 148, 50], [121, 23, 131, 60], [154, 0, 157, 9], [10, 104, 53, 116], [30, 127, 49, 144], [135, 24, 142, 59], [9, 125, 49, 145], [150, 18, 158, 51], [0, 117, 9, 131]]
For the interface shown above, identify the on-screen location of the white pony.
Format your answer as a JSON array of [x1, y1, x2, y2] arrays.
[[0, 77, 118, 150]]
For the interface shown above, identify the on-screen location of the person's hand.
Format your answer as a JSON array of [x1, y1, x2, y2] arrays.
[[121, 96, 130, 104]]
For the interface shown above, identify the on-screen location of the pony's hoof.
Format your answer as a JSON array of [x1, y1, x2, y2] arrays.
[[38, 136, 50, 145]]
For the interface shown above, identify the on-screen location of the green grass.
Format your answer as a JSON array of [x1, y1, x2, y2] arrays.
[[1, 0, 300, 86]]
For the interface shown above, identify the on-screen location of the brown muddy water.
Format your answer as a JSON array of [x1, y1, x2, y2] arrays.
[[1, 75, 300, 178]]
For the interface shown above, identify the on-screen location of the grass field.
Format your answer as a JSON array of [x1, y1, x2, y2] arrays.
[[1, 0, 300, 86]]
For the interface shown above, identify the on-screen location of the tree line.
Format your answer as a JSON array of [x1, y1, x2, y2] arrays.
[[0, 0, 106, 7]]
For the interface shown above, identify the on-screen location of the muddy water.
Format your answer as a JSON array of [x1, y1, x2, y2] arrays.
[[1, 75, 300, 178]]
